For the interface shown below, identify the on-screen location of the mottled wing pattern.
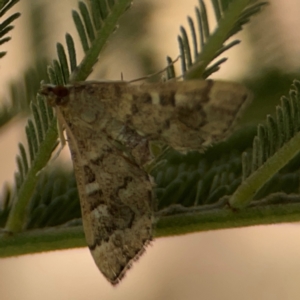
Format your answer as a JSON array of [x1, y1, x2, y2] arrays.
[[113, 80, 251, 151], [39, 79, 251, 284], [40, 82, 153, 284]]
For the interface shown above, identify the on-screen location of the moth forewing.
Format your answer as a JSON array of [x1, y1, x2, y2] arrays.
[[119, 80, 251, 151], [39, 79, 251, 284]]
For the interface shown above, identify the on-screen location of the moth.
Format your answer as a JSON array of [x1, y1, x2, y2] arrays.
[[39, 79, 251, 284]]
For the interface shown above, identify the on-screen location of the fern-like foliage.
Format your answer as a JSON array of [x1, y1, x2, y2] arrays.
[[152, 126, 256, 210], [0, 0, 21, 126], [25, 169, 80, 229], [166, 0, 268, 79], [49, 0, 132, 84], [4, 91, 58, 232], [230, 80, 300, 208], [0, 0, 20, 58], [0, 60, 49, 128]]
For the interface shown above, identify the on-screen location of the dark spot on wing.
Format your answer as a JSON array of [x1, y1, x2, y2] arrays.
[[84, 84, 96, 95], [84, 165, 96, 183], [88, 189, 105, 210], [163, 119, 170, 129], [131, 104, 138, 114], [89, 236, 105, 250], [134, 93, 152, 103], [113, 84, 123, 98], [91, 156, 103, 166], [201, 79, 214, 103], [117, 176, 133, 191], [160, 91, 176, 106]]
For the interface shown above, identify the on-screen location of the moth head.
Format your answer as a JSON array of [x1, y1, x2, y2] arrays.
[[39, 83, 70, 107]]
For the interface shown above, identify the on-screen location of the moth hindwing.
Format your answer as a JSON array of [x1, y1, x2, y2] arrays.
[[39, 79, 251, 284]]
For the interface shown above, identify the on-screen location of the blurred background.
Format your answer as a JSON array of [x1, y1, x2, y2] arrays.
[[1, 0, 300, 299]]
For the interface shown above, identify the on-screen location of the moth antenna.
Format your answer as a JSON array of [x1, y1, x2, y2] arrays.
[[128, 55, 181, 83]]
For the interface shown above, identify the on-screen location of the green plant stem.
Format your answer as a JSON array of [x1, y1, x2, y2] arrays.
[[230, 131, 300, 208], [5, 118, 58, 233], [2, 201, 300, 257], [0, 226, 85, 257]]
